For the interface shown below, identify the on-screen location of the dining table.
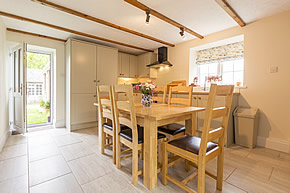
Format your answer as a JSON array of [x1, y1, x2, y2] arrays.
[[94, 102, 205, 190]]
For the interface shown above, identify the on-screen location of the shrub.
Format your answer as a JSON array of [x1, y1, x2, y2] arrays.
[[45, 100, 50, 109], [40, 100, 45, 107]]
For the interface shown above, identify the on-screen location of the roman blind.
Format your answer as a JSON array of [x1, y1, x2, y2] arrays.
[[196, 41, 244, 64]]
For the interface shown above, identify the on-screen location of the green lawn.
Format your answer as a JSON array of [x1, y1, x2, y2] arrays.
[[27, 103, 50, 125]]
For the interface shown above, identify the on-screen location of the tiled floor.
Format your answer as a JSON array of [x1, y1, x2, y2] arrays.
[[0, 126, 290, 193]]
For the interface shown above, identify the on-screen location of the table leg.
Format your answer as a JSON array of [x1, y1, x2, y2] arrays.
[[185, 112, 197, 136], [143, 116, 158, 190]]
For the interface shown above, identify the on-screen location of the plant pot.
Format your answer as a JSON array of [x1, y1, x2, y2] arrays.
[[141, 94, 153, 107]]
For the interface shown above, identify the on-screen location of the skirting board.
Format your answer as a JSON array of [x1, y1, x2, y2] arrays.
[[257, 136, 289, 153], [0, 130, 10, 152], [54, 120, 65, 128], [71, 122, 98, 131]]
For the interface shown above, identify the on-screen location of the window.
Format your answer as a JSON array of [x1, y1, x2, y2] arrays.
[[198, 59, 244, 86], [28, 84, 35, 95], [195, 41, 244, 86], [36, 84, 42, 95]]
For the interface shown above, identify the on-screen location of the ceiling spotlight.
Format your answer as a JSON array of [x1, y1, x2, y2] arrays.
[[145, 10, 150, 25], [179, 27, 186, 39]]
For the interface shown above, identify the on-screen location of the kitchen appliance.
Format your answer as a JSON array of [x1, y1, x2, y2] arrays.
[[146, 47, 173, 68]]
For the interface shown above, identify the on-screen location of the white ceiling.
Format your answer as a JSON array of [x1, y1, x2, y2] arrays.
[[1, 0, 290, 55]]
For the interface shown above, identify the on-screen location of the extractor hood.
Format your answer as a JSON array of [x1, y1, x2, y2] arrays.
[[146, 47, 173, 68]]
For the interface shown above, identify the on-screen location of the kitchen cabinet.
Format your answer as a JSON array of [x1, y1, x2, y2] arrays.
[[129, 55, 138, 78], [118, 53, 130, 77], [97, 45, 118, 85], [66, 39, 118, 131], [137, 52, 158, 78]]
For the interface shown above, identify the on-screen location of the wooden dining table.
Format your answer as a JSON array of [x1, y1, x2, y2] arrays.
[[94, 102, 205, 190]]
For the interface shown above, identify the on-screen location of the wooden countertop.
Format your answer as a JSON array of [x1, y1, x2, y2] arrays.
[[133, 90, 240, 95]]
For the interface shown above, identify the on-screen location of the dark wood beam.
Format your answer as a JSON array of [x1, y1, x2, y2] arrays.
[[124, 0, 204, 39], [31, 0, 175, 47], [7, 28, 66, 42], [215, 0, 246, 27], [0, 11, 153, 52]]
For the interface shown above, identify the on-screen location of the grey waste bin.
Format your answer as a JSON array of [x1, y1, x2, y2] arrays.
[[234, 107, 259, 148]]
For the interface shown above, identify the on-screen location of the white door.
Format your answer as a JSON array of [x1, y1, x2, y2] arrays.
[[12, 43, 27, 134]]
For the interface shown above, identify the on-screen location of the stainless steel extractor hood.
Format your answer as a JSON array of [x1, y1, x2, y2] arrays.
[[146, 47, 173, 68]]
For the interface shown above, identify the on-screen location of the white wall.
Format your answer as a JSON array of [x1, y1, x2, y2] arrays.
[[6, 31, 66, 128], [155, 10, 290, 152], [0, 18, 9, 150]]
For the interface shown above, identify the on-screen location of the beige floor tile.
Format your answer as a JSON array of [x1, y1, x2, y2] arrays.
[[279, 152, 290, 161], [5, 135, 27, 147], [269, 167, 290, 191], [0, 156, 28, 182], [82, 171, 138, 193], [90, 144, 112, 161], [226, 168, 286, 193], [0, 144, 27, 160], [28, 135, 55, 147], [71, 128, 98, 138], [30, 173, 83, 193], [80, 134, 99, 146], [224, 145, 251, 158], [247, 152, 290, 171], [224, 153, 273, 178], [54, 134, 82, 147], [60, 142, 94, 161], [29, 155, 71, 186], [29, 142, 60, 162], [205, 158, 236, 180], [249, 146, 280, 159], [27, 129, 53, 138], [50, 128, 70, 137], [0, 175, 28, 193], [68, 154, 115, 185]]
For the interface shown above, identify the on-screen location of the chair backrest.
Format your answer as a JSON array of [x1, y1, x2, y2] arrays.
[[199, 84, 234, 156], [152, 86, 166, 104], [168, 86, 193, 106], [97, 85, 115, 128], [112, 85, 138, 143]]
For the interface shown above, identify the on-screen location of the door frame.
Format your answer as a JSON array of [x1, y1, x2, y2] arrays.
[[26, 48, 54, 128]]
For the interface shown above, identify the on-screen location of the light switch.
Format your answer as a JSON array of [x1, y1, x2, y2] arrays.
[[269, 66, 278, 73]]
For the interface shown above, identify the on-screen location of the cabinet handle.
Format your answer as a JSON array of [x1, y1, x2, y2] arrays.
[[198, 97, 201, 100], [97, 80, 100, 83], [93, 80, 97, 83], [193, 97, 197, 100], [94, 95, 97, 97]]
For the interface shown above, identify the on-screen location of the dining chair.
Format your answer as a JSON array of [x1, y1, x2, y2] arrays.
[[112, 85, 166, 185], [158, 86, 193, 139], [162, 84, 234, 193], [97, 85, 131, 164], [152, 86, 166, 104]]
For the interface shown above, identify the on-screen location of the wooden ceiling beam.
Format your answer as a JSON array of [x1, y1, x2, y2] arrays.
[[215, 0, 246, 27], [0, 11, 153, 52], [7, 28, 66, 42], [124, 0, 204, 39], [31, 0, 175, 47]]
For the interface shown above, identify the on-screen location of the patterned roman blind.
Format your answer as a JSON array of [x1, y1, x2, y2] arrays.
[[196, 41, 244, 64]]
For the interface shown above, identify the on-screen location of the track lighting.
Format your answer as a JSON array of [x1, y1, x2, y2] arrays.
[[179, 27, 186, 39], [145, 10, 150, 25]]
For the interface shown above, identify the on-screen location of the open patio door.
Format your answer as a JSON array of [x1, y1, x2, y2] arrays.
[[12, 43, 27, 134]]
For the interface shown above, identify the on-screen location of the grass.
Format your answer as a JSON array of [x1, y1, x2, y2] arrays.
[[27, 103, 50, 125]]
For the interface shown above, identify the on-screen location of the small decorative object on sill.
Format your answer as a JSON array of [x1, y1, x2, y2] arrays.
[[133, 82, 155, 107]]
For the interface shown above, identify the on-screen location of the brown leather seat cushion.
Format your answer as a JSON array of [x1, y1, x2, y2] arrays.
[[119, 125, 166, 144], [168, 135, 218, 155], [103, 122, 129, 131], [158, 123, 185, 135]]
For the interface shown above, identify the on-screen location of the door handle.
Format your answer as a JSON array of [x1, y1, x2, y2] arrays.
[[20, 84, 23, 96]]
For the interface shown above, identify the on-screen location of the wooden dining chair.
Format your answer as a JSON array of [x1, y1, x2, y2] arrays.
[[97, 85, 131, 164], [158, 86, 193, 139], [112, 85, 166, 185], [152, 86, 166, 104], [162, 84, 234, 193]]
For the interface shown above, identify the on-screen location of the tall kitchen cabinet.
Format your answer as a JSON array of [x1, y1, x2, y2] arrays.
[[66, 39, 118, 131], [138, 52, 158, 78]]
